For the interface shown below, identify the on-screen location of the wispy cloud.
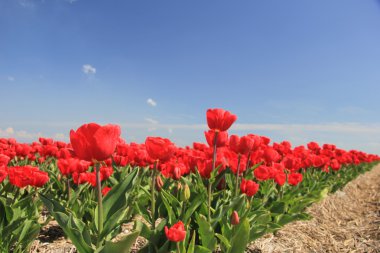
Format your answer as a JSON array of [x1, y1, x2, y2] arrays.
[[18, 0, 35, 8], [82, 64, 96, 75], [7, 76, 15, 82], [0, 127, 43, 140], [144, 118, 159, 125], [118, 122, 380, 134], [147, 98, 157, 107]]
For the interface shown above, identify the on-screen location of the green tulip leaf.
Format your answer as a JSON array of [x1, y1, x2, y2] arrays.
[[227, 218, 250, 253]]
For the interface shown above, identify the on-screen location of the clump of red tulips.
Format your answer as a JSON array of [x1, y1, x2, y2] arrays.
[[0, 108, 379, 253]]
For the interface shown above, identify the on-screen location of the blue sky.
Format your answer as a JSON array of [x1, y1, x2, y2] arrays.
[[1, 0, 380, 154]]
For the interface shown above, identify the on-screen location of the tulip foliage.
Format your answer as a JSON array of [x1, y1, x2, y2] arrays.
[[0, 109, 379, 253]]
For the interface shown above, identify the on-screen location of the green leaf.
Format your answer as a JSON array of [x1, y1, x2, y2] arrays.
[[102, 168, 138, 222], [134, 220, 152, 239], [227, 218, 250, 253], [157, 241, 170, 253], [17, 220, 40, 250], [40, 195, 93, 253], [187, 231, 196, 253], [160, 191, 176, 224], [160, 189, 182, 217], [100, 207, 129, 239], [215, 233, 231, 249], [100, 231, 139, 253], [62, 213, 94, 253], [182, 194, 204, 224], [196, 214, 217, 251], [249, 225, 267, 241], [193, 245, 212, 253], [39, 194, 66, 214], [0, 198, 6, 228], [211, 196, 244, 228], [270, 201, 287, 214]]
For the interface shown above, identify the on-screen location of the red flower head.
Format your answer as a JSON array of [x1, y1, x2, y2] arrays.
[[70, 123, 121, 162], [8, 166, 49, 188], [145, 137, 175, 162], [229, 135, 255, 154], [231, 211, 240, 225], [274, 171, 286, 186], [205, 130, 228, 148], [288, 173, 303, 186], [206, 108, 237, 132], [0, 154, 10, 167], [0, 166, 7, 183], [164, 221, 187, 242], [254, 165, 271, 181], [240, 178, 259, 197]]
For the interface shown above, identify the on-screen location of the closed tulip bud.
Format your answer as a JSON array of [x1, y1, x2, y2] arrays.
[[155, 175, 164, 191], [231, 211, 239, 225], [173, 167, 181, 180], [181, 184, 191, 202]]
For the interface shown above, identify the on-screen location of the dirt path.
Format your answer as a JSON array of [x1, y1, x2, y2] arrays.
[[30, 164, 380, 253], [249, 164, 380, 253]]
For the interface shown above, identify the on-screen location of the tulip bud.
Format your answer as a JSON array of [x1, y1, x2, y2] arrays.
[[57, 174, 62, 181], [231, 211, 240, 225], [173, 167, 181, 180], [155, 175, 164, 191], [181, 184, 191, 202], [177, 182, 182, 191]]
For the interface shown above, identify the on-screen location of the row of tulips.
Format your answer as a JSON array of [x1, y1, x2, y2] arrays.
[[0, 108, 379, 253]]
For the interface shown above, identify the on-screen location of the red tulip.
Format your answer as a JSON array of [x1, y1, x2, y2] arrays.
[[0, 154, 10, 166], [206, 108, 237, 132], [205, 130, 228, 147], [254, 166, 271, 181], [288, 173, 303, 186], [240, 178, 259, 197], [70, 123, 121, 162], [0, 166, 7, 183], [229, 135, 255, 155], [274, 171, 286, 186], [231, 211, 240, 225], [164, 221, 187, 242], [155, 175, 164, 191], [145, 137, 175, 162], [8, 166, 49, 188]]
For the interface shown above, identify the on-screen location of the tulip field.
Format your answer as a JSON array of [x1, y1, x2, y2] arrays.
[[0, 109, 379, 253]]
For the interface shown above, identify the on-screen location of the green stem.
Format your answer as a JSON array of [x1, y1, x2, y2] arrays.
[[208, 131, 219, 222], [176, 242, 181, 253], [235, 154, 241, 197], [67, 178, 71, 201], [151, 162, 158, 230], [95, 162, 103, 244]]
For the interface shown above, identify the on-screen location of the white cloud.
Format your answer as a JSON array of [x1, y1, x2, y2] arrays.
[[18, 0, 35, 8], [144, 118, 159, 125], [5, 127, 14, 134], [0, 127, 42, 140], [147, 98, 157, 107], [82, 64, 96, 74], [7, 76, 15, 82]]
